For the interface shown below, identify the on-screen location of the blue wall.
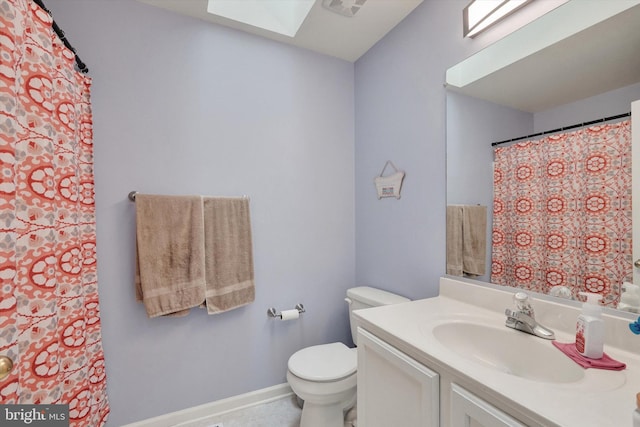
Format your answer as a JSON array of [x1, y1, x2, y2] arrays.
[[535, 82, 640, 130], [49, 1, 355, 425], [353, 0, 494, 299], [446, 92, 533, 281]]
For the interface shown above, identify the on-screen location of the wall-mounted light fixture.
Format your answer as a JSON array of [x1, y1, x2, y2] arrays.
[[463, 0, 533, 38]]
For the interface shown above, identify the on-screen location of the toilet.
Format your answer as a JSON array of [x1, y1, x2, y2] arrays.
[[287, 286, 410, 427]]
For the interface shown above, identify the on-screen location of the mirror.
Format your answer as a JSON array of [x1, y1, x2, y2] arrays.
[[445, 1, 640, 311]]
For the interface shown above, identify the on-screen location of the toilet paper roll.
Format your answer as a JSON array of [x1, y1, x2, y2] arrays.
[[280, 309, 300, 321]]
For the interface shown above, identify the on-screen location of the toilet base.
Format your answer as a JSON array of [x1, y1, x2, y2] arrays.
[[295, 389, 357, 427], [287, 370, 356, 427], [299, 400, 346, 427], [344, 405, 357, 426]]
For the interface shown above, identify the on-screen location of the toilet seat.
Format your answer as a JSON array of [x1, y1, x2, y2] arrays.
[[288, 342, 356, 382]]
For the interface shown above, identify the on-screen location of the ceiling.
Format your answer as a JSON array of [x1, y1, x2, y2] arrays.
[[136, 0, 424, 62], [446, 2, 640, 113]]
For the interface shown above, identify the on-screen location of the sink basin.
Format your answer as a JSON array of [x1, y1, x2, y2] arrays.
[[432, 321, 585, 383]]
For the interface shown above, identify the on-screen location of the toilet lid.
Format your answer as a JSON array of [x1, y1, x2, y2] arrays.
[[288, 342, 357, 382]]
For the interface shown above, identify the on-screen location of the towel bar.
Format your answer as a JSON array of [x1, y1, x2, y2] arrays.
[[128, 191, 249, 201], [267, 304, 305, 319]]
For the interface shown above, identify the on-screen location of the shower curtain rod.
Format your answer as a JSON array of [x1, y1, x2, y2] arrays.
[[33, 0, 89, 74], [491, 111, 631, 147]]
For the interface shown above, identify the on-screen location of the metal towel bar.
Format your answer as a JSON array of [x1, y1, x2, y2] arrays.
[[128, 191, 249, 201]]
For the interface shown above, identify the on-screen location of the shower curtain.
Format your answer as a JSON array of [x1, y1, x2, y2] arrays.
[[0, 0, 109, 425], [491, 119, 632, 307]]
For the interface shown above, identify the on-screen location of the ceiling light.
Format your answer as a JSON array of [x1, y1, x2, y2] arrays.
[[322, 0, 368, 18], [207, 0, 315, 38], [463, 0, 532, 38]]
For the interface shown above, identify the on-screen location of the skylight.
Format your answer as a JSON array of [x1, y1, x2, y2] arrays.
[[207, 0, 315, 38], [463, 0, 532, 38]]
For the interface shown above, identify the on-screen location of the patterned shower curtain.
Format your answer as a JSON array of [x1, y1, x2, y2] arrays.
[[491, 120, 632, 308], [0, 0, 109, 425]]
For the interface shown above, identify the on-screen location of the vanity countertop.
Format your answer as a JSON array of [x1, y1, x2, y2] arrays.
[[353, 277, 640, 427]]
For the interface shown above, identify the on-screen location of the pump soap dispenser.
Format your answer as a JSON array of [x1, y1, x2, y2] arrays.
[[620, 283, 640, 313], [576, 292, 604, 359]]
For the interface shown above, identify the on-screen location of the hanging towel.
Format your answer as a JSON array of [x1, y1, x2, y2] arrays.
[[446, 205, 487, 277], [202, 197, 255, 314], [462, 205, 487, 276], [135, 194, 207, 318], [446, 205, 464, 276]]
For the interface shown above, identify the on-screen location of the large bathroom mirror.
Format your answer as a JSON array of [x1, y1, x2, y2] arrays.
[[445, 0, 640, 312]]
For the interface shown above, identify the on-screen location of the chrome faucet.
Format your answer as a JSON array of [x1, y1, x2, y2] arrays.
[[505, 293, 555, 340]]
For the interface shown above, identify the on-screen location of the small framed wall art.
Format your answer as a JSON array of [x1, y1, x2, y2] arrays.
[[374, 161, 405, 199]]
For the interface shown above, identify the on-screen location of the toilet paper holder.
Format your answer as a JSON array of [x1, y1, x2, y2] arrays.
[[267, 304, 305, 319]]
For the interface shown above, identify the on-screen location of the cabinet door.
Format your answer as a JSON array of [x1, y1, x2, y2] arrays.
[[357, 328, 439, 427], [450, 383, 526, 427]]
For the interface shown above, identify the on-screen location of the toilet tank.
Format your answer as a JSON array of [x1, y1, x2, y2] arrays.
[[346, 286, 410, 345]]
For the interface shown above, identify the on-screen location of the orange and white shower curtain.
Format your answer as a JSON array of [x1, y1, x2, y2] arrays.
[[0, 0, 109, 425], [491, 120, 632, 308]]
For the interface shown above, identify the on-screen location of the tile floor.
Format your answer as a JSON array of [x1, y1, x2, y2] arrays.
[[174, 394, 358, 427], [175, 394, 301, 427]]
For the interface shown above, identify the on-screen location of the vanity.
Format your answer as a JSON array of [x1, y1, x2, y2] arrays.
[[354, 277, 640, 427]]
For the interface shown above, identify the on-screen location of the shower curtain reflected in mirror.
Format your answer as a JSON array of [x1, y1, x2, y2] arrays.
[[0, 0, 109, 425], [491, 120, 632, 308]]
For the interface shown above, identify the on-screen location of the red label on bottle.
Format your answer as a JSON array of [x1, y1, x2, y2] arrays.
[[576, 321, 585, 353]]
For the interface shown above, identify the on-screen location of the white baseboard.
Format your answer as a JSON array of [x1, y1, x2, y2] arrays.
[[122, 383, 293, 427]]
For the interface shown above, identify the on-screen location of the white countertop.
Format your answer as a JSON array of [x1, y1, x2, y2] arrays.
[[353, 277, 640, 427]]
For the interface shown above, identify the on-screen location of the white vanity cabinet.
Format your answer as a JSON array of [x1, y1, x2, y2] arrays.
[[357, 326, 529, 427], [357, 328, 440, 427], [354, 277, 640, 427], [450, 383, 526, 427]]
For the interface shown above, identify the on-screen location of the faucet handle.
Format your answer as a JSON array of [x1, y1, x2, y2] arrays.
[[513, 292, 535, 318], [505, 308, 555, 340], [505, 308, 533, 324]]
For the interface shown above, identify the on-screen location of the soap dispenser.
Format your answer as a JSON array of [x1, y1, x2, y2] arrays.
[[575, 292, 604, 359], [619, 282, 640, 313]]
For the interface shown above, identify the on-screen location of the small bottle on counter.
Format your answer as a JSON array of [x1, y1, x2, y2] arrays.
[[634, 393, 640, 427], [575, 292, 604, 359]]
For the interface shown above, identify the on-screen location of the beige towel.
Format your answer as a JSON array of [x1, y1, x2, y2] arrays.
[[446, 205, 487, 277], [446, 205, 464, 276], [135, 194, 206, 318], [202, 197, 255, 314], [462, 205, 487, 276]]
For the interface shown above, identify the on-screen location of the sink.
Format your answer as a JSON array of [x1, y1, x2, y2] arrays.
[[432, 321, 585, 383]]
